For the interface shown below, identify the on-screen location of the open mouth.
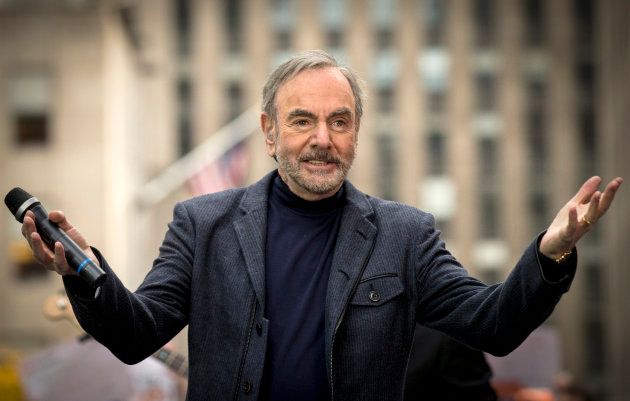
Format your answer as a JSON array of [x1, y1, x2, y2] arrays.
[[306, 160, 335, 165]]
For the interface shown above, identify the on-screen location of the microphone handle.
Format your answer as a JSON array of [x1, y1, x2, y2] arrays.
[[30, 204, 107, 288]]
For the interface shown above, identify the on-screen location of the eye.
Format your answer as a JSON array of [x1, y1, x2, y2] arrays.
[[331, 119, 350, 130], [293, 119, 311, 127]]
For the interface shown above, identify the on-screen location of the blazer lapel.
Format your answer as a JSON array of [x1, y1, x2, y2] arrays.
[[234, 209, 267, 309], [232, 173, 378, 324], [233, 172, 274, 309], [325, 183, 377, 344]]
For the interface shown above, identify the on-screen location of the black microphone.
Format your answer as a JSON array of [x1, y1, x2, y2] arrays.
[[4, 187, 107, 288]]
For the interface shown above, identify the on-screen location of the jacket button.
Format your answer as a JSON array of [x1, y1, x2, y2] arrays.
[[255, 323, 263, 336], [242, 380, 252, 394], [369, 290, 380, 302]]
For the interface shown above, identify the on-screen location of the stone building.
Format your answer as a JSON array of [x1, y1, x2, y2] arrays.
[[0, 0, 627, 399]]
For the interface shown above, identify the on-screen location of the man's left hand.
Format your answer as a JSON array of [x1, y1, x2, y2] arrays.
[[539, 176, 623, 262]]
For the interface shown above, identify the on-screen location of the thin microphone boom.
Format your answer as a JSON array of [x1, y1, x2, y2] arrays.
[[4, 188, 107, 288]]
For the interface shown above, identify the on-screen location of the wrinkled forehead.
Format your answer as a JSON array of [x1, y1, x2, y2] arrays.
[[275, 67, 356, 119]]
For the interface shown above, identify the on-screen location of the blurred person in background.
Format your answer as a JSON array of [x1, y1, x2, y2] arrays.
[[17, 50, 622, 401], [553, 372, 595, 401], [404, 324, 497, 401]]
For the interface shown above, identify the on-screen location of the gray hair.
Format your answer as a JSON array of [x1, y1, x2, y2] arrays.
[[262, 50, 365, 124]]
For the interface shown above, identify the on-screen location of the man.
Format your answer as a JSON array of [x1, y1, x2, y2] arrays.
[[21, 50, 622, 401]]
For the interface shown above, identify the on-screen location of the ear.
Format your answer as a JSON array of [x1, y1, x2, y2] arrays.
[[261, 112, 276, 158]]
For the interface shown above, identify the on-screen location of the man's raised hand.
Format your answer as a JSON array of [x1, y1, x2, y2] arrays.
[[539, 176, 623, 261]]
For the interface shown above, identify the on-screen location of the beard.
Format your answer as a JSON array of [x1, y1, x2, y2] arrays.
[[276, 146, 356, 196]]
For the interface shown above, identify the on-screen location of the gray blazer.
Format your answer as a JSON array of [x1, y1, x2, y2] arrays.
[[65, 171, 575, 401]]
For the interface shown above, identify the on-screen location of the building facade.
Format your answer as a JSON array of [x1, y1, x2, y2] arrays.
[[0, 0, 628, 399]]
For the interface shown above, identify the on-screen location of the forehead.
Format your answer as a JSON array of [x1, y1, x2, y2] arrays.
[[275, 67, 355, 117]]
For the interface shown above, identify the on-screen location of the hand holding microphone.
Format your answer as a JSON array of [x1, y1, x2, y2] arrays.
[[4, 188, 106, 288]]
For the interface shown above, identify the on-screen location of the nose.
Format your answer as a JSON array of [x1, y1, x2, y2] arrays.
[[311, 122, 332, 149]]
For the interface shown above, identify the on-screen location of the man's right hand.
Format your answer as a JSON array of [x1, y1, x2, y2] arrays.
[[21, 210, 99, 276]]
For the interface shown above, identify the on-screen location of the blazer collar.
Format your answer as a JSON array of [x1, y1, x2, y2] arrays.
[[325, 181, 378, 353], [233, 171, 275, 308], [234, 170, 378, 319], [237, 170, 374, 217]]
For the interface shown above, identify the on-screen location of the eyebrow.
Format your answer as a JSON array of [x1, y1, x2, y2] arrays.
[[286, 107, 353, 121], [287, 109, 317, 120], [327, 107, 353, 120]]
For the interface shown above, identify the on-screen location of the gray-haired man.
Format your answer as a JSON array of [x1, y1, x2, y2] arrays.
[[21, 50, 622, 401]]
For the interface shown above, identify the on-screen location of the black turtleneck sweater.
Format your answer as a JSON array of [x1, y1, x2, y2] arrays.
[[261, 173, 345, 401]]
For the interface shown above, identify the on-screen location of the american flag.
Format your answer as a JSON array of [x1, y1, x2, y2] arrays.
[[186, 140, 250, 196]]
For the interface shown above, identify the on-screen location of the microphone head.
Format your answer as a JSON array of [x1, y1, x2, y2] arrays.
[[4, 187, 36, 222]]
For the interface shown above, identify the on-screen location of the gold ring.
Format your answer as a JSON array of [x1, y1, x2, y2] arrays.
[[582, 217, 593, 225]]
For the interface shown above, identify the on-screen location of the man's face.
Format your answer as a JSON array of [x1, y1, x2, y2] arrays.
[[261, 67, 359, 201]]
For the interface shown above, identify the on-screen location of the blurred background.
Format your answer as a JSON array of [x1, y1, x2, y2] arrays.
[[0, 0, 628, 400]]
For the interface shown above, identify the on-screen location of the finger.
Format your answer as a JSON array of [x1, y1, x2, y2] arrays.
[[53, 242, 72, 275], [22, 210, 38, 233], [567, 206, 579, 237], [597, 177, 623, 216], [48, 210, 90, 249], [49, 210, 72, 231], [30, 232, 55, 265], [572, 176, 602, 204], [22, 213, 36, 241], [582, 191, 600, 225]]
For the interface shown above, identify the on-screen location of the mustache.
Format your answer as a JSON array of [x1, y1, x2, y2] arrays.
[[299, 150, 341, 164]]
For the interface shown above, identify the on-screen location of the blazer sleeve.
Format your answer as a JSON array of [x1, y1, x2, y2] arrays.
[[63, 202, 194, 364], [414, 216, 576, 356]]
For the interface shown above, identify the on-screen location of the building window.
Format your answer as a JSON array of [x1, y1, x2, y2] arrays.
[[377, 86, 395, 114], [474, 0, 495, 48], [524, 74, 549, 235], [371, 0, 397, 31], [174, 0, 190, 57], [478, 136, 500, 239], [226, 82, 243, 122], [419, 49, 450, 93], [375, 27, 394, 50], [319, 0, 347, 31], [376, 134, 397, 201], [427, 91, 445, 114], [435, 218, 450, 239], [524, 0, 546, 47], [526, 77, 547, 176], [325, 28, 344, 50], [270, 0, 295, 33], [8, 69, 51, 147], [427, 130, 446, 176], [177, 78, 192, 155], [373, 50, 399, 88], [574, 0, 594, 46], [480, 192, 499, 238], [15, 115, 48, 145], [479, 137, 498, 178], [585, 318, 605, 375], [270, 0, 296, 67], [475, 71, 496, 112], [574, 0, 596, 178], [224, 0, 242, 53], [276, 29, 292, 51], [530, 190, 548, 233], [319, 0, 346, 58], [422, 0, 448, 46]]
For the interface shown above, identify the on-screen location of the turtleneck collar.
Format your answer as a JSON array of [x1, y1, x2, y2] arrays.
[[270, 171, 345, 214]]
